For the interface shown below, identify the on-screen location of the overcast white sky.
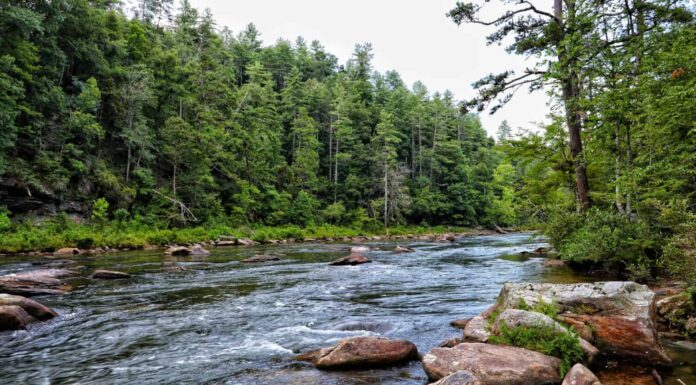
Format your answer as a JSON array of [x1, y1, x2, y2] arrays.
[[189, 0, 551, 137]]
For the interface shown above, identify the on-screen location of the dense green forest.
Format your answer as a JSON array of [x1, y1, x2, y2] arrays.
[[1, 0, 695, 284]]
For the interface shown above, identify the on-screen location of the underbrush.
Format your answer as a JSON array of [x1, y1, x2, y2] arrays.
[[0, 216, 472, 253], [489, 322, 584, 377]]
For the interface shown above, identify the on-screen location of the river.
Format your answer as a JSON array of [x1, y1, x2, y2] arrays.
[[0, 233, 693, 384]]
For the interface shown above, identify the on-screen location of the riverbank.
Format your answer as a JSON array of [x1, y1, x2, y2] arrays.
[[0, 221, 513, 255]]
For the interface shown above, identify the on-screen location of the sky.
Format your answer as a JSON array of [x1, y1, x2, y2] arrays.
[[188, 0, 552, 137]]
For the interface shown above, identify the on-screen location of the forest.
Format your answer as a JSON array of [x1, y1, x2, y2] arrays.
[[0, 0, 695, 285]]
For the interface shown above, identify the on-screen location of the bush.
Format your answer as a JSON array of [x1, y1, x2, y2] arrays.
[[91, 197, 109, 224], [0, 209, 11, 232], [547, 209, 661, 280], [489, 322, 584, 377]]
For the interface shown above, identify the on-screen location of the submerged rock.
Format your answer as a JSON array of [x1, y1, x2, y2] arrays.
[[329, 254, 371, 266], [0, 294, 57, 320], [562, 364, 602, 385], [0, 305, 36, 331], [422, 342, 561, 385], [495, 281, 671, 365], [91, 270, 131, 279], [0, 269, 75, 296], [164, 244, 210, 256], [394, 246, 415, 253], [431, 370, 484, 385], [296, 336, 418, 369], [53, 247, 82, 256], [242, 255, 281, 263]]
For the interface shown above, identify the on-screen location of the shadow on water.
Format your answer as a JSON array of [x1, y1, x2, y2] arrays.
[[0, 232, 692, 385]]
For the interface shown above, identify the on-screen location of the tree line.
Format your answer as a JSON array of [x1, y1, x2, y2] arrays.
[[0, 0, 509, 231]]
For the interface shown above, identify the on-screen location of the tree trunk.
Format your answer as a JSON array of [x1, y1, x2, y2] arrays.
[[561, 75, 591, 211], [384, 149, 389, 228]]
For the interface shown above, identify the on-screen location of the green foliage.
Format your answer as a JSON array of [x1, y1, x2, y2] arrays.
[[516, 299, 560, 320], [91, 198, 110, 225], [0, 209, 11, 233], [490, 322, 584, 377], [548, 209, 660, 281]]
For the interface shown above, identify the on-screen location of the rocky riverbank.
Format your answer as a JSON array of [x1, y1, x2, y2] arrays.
[[295, 281, 694, 385]]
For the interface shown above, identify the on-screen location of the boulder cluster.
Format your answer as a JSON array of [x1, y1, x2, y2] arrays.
[[295, 281, 678, 385]]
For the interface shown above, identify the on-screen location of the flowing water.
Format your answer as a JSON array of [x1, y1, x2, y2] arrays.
[[0, 233, 693, 384]]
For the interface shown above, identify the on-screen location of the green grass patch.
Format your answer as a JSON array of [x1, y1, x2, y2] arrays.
[[489, 322, 584, 377]]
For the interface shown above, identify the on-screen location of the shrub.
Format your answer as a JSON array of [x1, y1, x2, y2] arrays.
[[0, 209, 11, 232], [547, 209, 661, 280], [489, 322, 584, 377], [91, 198, 109, 225]]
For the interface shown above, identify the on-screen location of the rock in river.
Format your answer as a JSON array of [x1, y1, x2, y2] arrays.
[[431, 370, 484, 385], [394, 246, 415, 253], [462, 316, 491, 342], [495, 281, 671, 365], [350, 246, 371, 254], [53, 247, 82, 256], [562, 363, 602, 385], [165, 244, 210, 256], [329, 254, 371, 266], [296, 336, 418, 369], [0, 294, 57, 321], [422, 342, 561, 385], [92, 270, 131, 279], [0, 269, 75, 296], [242, 255, 281, 263], [0, 305, 36, 331]]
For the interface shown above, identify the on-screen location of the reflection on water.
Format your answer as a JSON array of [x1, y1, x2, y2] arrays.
[[0, 233, 691, 385]]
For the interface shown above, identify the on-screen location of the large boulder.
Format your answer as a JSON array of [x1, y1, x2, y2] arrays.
[[462, 316, 491, 342], [493, 309, 599, 363], [0, 269, 75, 296], [329, 254, 371, 266], [562, 364, 602, 385], [422, 342, 561, 385], [0, 305, 36, 331], [92, 270, 131, 279], [495, 282, 670, 365], [296, 336, 418, 369], [164, 244, 210, 256], [431, 371, 485, 385], [0, 294, 57, 320]]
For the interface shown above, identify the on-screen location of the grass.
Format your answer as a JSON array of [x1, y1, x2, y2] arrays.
[[0, 218, 477, 254], [489, 322, 584, 377]]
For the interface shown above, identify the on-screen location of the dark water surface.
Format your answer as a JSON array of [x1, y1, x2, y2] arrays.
[[0, 233, 693, 384]]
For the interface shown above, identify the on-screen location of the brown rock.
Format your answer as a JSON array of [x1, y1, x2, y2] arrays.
[[215, 240, 237, 247], [450, 318, 472, 329], [295, 336, 418, 369], [0, 269, 75, 296], [0, 305, 37, 331], [562, 364, 602, 385], [329, 254, 371, 266], [561, 313, 670, 365], [237, 238, 258, 246], [431, 371, 485, 385], [422, 342, 561, 385], [53, 247, 81, 256], [596, 365, 657, 385], [92, 270, 131, 279], [0, 294, 57, 320], [242, 255, 281, 263]]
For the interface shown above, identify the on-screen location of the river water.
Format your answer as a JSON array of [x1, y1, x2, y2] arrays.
[[0, 233, 693, 384]]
